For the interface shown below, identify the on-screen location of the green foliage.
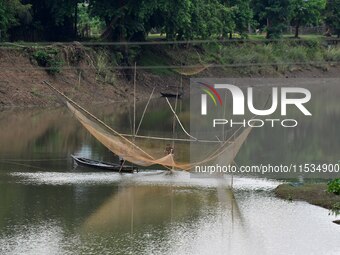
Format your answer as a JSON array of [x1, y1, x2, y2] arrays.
[[324, 47, 340, 62], [287, 194, 293, 201], [0, 0, 31, 40], [325, 0, 340, 37], [33, 49, 63, 74], [138, 49, 173, 75], [252, 0, 290, 38], [19, 0, 80, 41], [199, 40, 335, 74], [1, 0, 340, 42], [227, 0, 254, 38], [89, 0, 149, 41], [330, 202, 340, 216], [289, 0, 326, 38], [77, 2, 104, 38], [178, 0, 234, 39], [88, 0, 236, 41], [327, 178, 340, 195], [94, 49, 120, 84]]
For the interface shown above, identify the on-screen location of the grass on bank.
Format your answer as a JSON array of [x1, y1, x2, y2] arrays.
[[328, 178, 340, 195], [146, 33, 333, 41], [138, 49, 174, 75], [6, 37, 339, 77], [138, 39, 340, 76]]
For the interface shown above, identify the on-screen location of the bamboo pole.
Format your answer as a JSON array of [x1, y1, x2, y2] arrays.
[[133, 62, 137, 138]]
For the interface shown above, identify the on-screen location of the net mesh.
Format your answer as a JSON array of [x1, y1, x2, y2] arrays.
[[174, 64, 212, 76], [67, 101, 251, 171]]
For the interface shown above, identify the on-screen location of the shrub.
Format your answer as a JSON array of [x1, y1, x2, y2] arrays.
[[327, 178, 340, 195], [33, 49, 63, 74], [95, 50, 117, 84], [324, 48, 340, 62], [330, 202, 340, 216]]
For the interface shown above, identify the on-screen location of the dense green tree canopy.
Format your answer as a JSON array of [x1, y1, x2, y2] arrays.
[[24, 0, 79, 40], [252, 0, 290, 38], [1, 0, 340, 41], [226, 0, 253, 38], [325, 0, 340, 37], [289, 0, 326, 38], [0, 0, 30, 40], [89, 0, 235, 41]]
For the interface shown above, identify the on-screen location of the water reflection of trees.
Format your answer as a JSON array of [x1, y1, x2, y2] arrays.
[[0, 108, 81, 155]]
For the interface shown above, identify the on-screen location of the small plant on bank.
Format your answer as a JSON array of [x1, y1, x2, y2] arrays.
[[287, 194, 293, 201], [33, 49, 63, 74], [94, 50, 120, 84], [30, 88, 42, 98], [327, 178, 340, 195], [330, 202, 340, 216]]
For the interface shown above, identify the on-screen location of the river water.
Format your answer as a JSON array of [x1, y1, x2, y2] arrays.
[[0, 78, 339, 255]]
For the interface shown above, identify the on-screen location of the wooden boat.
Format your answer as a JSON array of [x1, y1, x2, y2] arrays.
[[160, 92, 183, 98], [71, 155, 137, 173]]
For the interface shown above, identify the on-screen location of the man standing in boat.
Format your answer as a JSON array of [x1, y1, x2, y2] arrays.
[[164, 144, 174, 155], [119, 156, 124, 166]]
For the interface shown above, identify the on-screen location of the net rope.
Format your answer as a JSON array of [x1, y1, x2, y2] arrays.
[[45, 81, 251, 171], [174, 64, 212, 76], [68, 101, 251, 170]]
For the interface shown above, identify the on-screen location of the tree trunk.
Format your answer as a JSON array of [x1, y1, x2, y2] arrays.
[[74, 1, 78, 38], [266, 18, 271, 39], [294, 21, 300, 38]]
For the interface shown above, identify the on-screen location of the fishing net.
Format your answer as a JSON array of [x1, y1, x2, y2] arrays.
[[67, 101, 251, 171], [174, 64, 212, 76]]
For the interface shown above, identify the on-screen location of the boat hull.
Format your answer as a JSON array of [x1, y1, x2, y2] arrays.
[[71, 155, 137, 173], [160, 92, 182, 98]]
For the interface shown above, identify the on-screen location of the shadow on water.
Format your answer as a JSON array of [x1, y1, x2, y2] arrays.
[[83, 184, 243, 232], [80, 183, 254, 254]]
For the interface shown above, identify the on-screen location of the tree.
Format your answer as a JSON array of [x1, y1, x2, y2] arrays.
[[168, 0, 233, 40], [289, 0, 326, 38], [11, 0, 82, 41], [77, 3, 104, 38], [156, 0, 192, 40], [89, 0, 151, 41], [252, 0, 290, 39], [154, 0, 235, 40], [224, 0, 253, 38], [325, 0, 340, 37], [0, 0, 31, 40], [89, 0, 235, 41]]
